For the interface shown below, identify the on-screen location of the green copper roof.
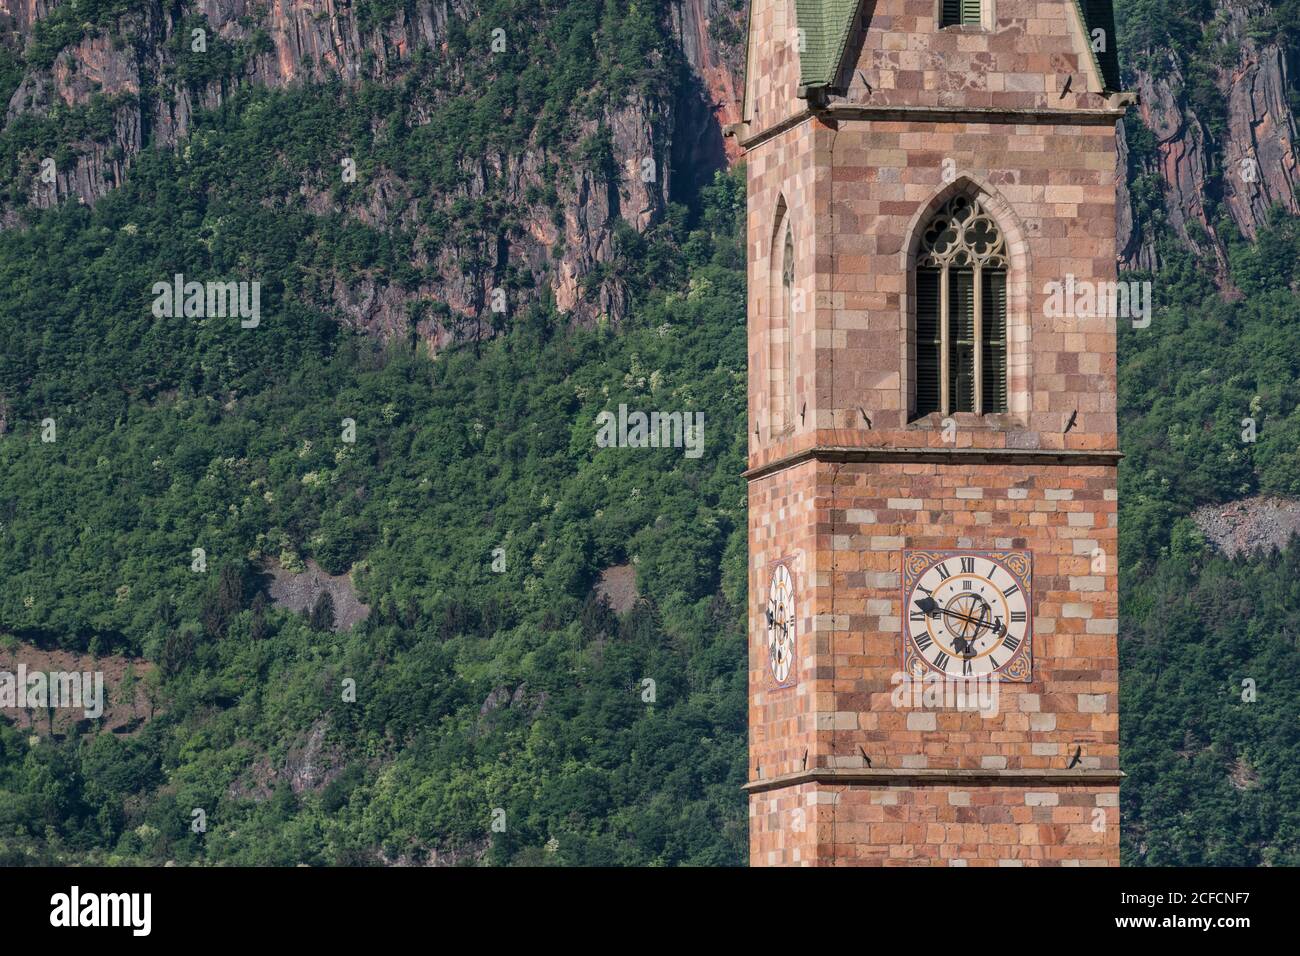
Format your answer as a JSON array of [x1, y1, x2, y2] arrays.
[[746, 1, 1121, 104], [1076, 0, 1122, 92], [794, 0, 861, 91]]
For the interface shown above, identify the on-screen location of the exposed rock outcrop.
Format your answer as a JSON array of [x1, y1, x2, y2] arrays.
[[1192, 495, 1300, 557], [0, 641, 154, 735], [1121, 1, 1299, 275], [227, 716, 343, 799], [266, 558, 370, 632], [672, 0, 746, 195], [593, 563, 639, 614], [1219, 5, 1300, 238]]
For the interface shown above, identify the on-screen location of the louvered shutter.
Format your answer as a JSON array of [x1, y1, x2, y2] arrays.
[[981, 269, 1007, 413], [942, 0, 981, 27], [948, 268, 975, 413], [916, 268, 942, 415]]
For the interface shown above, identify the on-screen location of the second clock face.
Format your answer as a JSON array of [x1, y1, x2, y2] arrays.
[[902, 550, 1033, 682], [766, 563, 796, 686]]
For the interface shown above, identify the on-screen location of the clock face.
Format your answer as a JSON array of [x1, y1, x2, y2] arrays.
[[902, 550, 1033, 682], [766, 563, 797, 686]]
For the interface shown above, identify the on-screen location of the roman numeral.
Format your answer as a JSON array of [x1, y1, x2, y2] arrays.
[[935, 562, 952, 580], [962, 658, 973, 676], [914, 633, 933, 652], [987, 654, 999, 669], [1002, 584, 1020, 598], [918, 585, 933, 597], [933, 651, 951, 671], [1001, 634, 1021, 653], [1011, 611, 1026, 622], [911, 611, 925, 621], [962, 579, 973, 591], [961, 557, 975, 574]]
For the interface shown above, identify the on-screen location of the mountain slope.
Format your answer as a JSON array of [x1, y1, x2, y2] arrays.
[[0, 0, 747, 338], [0, 116, 753, 864]]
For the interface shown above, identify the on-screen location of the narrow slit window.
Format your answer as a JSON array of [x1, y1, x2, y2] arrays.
[[915, 194, 1008, 416], [781, 224, 795, 427]]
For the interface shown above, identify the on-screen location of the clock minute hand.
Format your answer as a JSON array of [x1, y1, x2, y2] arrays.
[[916, 597, 1005, 638], [939, 605, 1005, 637]]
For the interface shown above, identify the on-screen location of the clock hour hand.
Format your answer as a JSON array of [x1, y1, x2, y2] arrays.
[[971, 603, 1006, 639], [964, 606, 989, 656]]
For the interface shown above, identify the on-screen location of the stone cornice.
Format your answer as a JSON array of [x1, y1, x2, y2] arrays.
[[743, 445, 1123, 482], [731, 109, 815, 150], [821, 103, 1129, 126], [736, 103, 1129, 149], [744, 767, 1125, 794]]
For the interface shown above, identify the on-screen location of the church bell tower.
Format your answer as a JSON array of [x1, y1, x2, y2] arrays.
[[737, 0, 1131, 865]]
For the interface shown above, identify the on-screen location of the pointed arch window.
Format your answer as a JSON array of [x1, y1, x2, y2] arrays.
[[781, 224, 795, 426], [768, 198, 797, 437], [915, 194, 1007, 416]]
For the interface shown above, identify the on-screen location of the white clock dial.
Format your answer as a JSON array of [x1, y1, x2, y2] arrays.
[[766, 564, 796, 685], [903, 552, 1032, 681]]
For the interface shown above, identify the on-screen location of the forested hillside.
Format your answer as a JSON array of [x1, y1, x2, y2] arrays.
[[1114, 0, 1300, 865], [0, 0, 1298, 866], [0, 79, 751, 862], [1117, 216, 1300, 865]]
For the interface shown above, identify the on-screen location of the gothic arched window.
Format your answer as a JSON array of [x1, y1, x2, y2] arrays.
[[767, 197, 797, 437], [915, 194, 1007, 416], [781, 224, 795, 425]]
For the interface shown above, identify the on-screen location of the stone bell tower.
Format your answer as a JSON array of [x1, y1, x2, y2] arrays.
[[736, 0, 1132, 865]]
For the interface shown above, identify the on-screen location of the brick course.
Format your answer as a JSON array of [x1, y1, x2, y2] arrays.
[[750, 783, 1118, 866]]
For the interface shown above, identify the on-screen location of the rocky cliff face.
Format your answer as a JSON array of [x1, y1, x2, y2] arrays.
[[672, 0, 746, 189], [0, 0, 747, 341], [18, 2, 1292, 301], [1119, 0, 1300, 276]]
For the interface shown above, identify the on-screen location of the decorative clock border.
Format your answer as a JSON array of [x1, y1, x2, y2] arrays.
[[900, 549, 1034, 683], [765, 556, 799, 689]]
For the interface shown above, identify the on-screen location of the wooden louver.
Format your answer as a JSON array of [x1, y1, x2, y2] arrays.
[[941, 0, 983, 27]]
